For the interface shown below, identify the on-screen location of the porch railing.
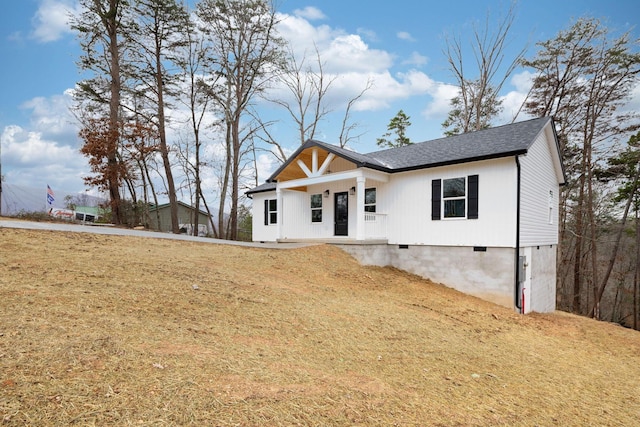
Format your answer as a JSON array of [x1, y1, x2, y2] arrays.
[[364, 212, 387, 239]]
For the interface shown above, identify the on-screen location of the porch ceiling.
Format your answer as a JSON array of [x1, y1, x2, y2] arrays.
[[274, 147, 354, 182], [277, 168, 389, 190]]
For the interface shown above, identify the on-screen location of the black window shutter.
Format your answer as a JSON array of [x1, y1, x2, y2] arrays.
[[468, 175, 479, 219], [264, 199, 269, 225], [431, 179, 441, 220]]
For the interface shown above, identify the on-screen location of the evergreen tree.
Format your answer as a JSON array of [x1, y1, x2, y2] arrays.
[[522, 17, 640, 318], [73, 0, 131, 224], [376, 110, 412, 149]]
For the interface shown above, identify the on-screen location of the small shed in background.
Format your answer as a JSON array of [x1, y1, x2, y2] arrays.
[[148, 201, 212, 236]]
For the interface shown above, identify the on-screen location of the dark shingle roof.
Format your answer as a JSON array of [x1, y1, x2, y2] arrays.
[[246, 117, 556, 195], [246, 181, 276, 195], [368, 117, 552, 171]]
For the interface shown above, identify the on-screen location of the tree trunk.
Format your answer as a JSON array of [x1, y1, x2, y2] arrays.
[[106, 0, 122, 225], [591, 164, 640, 317], [573, 184, 585, 314], [229, 118, 241, 241], [635, 208, 639, 330], [199, 188, 217, 238], [155, 43, 179, 233], [193, 141, 201, 236], [142, 155, 161, 231], [218, 120, 232, 238], [585, 138, 600, 319]]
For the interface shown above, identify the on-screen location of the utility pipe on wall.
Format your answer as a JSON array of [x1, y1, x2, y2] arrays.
[[515, 155, 523, 313]]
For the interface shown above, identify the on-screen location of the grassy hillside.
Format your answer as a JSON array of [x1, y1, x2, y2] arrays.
[[1, 226, 639, 426]]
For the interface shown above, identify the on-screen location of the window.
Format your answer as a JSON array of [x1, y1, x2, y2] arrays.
[[264, 199, 277, 225], [311, 194, 322, 222], [432, 175, 478, 220], [364, 188, 376, 213], [443, 177, 466, 218], [548, 190, 554, 224]]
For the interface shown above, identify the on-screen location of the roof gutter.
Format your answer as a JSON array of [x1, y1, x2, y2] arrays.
[[514, 155, 523, 313]]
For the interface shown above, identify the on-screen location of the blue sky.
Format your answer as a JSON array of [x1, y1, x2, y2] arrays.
[[0, 0, 638, 201]]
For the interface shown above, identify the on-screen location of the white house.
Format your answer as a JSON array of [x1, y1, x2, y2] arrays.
[[247, 117, 565, 313]]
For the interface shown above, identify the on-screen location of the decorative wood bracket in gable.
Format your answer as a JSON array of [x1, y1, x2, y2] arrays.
[[296, 148, 335, 178]]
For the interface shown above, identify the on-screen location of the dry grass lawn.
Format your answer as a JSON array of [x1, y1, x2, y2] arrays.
[[1, 225, 639, 426]]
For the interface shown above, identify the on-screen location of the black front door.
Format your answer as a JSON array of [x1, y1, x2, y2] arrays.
[[334, 192, 348, 236]]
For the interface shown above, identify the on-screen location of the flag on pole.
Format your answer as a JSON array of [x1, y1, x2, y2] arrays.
[[47, 185, 55, 206]]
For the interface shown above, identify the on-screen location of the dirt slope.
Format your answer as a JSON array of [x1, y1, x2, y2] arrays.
[[1, 227, 639, 426]]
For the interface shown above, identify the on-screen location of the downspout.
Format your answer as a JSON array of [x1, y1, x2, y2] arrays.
[[515, 155, 522, 313]]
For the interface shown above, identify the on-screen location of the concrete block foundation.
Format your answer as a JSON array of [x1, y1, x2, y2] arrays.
[[337, 244, 517, 309]]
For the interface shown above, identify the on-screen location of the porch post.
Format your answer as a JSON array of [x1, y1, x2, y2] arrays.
[[355, 176, 366, 241], [276, 187, 282, 241]]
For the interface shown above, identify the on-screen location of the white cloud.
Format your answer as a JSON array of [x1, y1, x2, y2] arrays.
[[20, 90, 77, 139], [421, 83, 459, 119], [2, 125, 78, 167], [511, 70, 536, 93], [312, 69, 436, 113], [357, 28, 378, 42], [324, 35, 393, 73], [374, 70, 433, 105], [420, 70, 538, 125], [273, 10, 452, 117], [620, 80, 640, 114], [267, 9, 464, 147], [1, 124, 87, 193], [255, 152, 278, 183], [30, 0, 80, 43], [397, 31, 416, 42], [293, 6, 326, 21], [1, 89, 87, 193], [276, 12, 337, 53], [276, 12, 392, 74], [499, 91, 531, 123], [497, 71, 536, 123], [402, 51, 428, 67]]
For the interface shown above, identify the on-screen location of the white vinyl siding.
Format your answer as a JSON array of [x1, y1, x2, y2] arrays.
[[519, 129, 561, 246], [251, 192, 278, 242], [386, 158, 518, 247], [279, 184, 341, 239]]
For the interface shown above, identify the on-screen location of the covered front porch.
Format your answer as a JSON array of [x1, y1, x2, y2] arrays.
[[273, 162, 390, 244]]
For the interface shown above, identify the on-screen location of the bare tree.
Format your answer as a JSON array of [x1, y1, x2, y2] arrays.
[[337, 80, 371, 148], [522, 18, 640, 318], [197, 0, 285, 240], [255, 45, 372, 163], [120, 120, 161, 228], [127, 0, 190, 233], [174, 10, 220, 237], [442, 2, 526, 136], [257, 45, 335, 161]]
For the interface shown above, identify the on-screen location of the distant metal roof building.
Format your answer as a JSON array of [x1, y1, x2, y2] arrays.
[[148, 201, 212, 234]]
